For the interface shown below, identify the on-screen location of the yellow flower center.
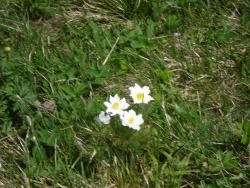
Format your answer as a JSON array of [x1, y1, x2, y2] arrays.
[[112, 102, 120, 110], [128, 117, 135, 124], [136, 92, 144, 101]]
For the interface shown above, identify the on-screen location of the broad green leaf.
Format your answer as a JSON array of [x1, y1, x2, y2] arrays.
[[224, 151, 234, 162], [59, 85, 76, 98]]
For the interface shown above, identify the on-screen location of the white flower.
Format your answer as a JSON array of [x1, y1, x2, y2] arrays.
[[120, 109, 144, 130], [129, 83, 154, 104], [95, 111, 110, 124], [173, 32, 181, 37], [104, 94, 130, 116]]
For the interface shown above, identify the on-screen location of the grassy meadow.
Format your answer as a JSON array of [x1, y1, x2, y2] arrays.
[[0, 0, 250, 187]]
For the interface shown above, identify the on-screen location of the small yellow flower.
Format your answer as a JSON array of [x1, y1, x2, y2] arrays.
[[4, 46, 11, 52]]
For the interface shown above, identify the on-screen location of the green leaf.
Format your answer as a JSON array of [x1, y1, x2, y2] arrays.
[[215, 30, 237, 43], [75, 83, 89, 95], [32, 146, 45, 163], [165, 15, 181, 30], [223, 160, 238, 169], [130, 41, 145, 49], [234, 122, 250, 145], [179, 153, 192, 168], [92, 77, 105, 85], [116, 59, 128, 76], [154, 69, 173, 84], [148, 151, 159, 170], [216, 150, 224, 161], [224, 151, 234, 162], [36, 128, 61, 146], [242, 135, 249, 145], [67, 67, 77, 79], [209, 164, 224, 172], [146, 19, 155, 38], [208, 158, 220, 166], [59, 85, 76, 98], [66, 23, 82, 36], [88, 21, 101, 34]]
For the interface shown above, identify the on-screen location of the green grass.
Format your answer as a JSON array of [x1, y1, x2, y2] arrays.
[[0, 0, 250, 187]]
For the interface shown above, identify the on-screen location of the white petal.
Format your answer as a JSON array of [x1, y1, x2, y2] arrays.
[[120, 98, 130, 109], [134, 83, 141, 89], [113, 94, 120, 101], [143, 95, 154, 103], [104, 101, 111, 108], [95, 111, 110, 124], [142, 86, 150, 95], [131, 125, 140, 130]]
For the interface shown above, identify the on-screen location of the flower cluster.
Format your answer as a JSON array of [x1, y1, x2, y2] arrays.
[[95, 83, 154, 130]]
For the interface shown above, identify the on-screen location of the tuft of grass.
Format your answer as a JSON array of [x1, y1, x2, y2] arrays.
[[1, 0, 250, 187]]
